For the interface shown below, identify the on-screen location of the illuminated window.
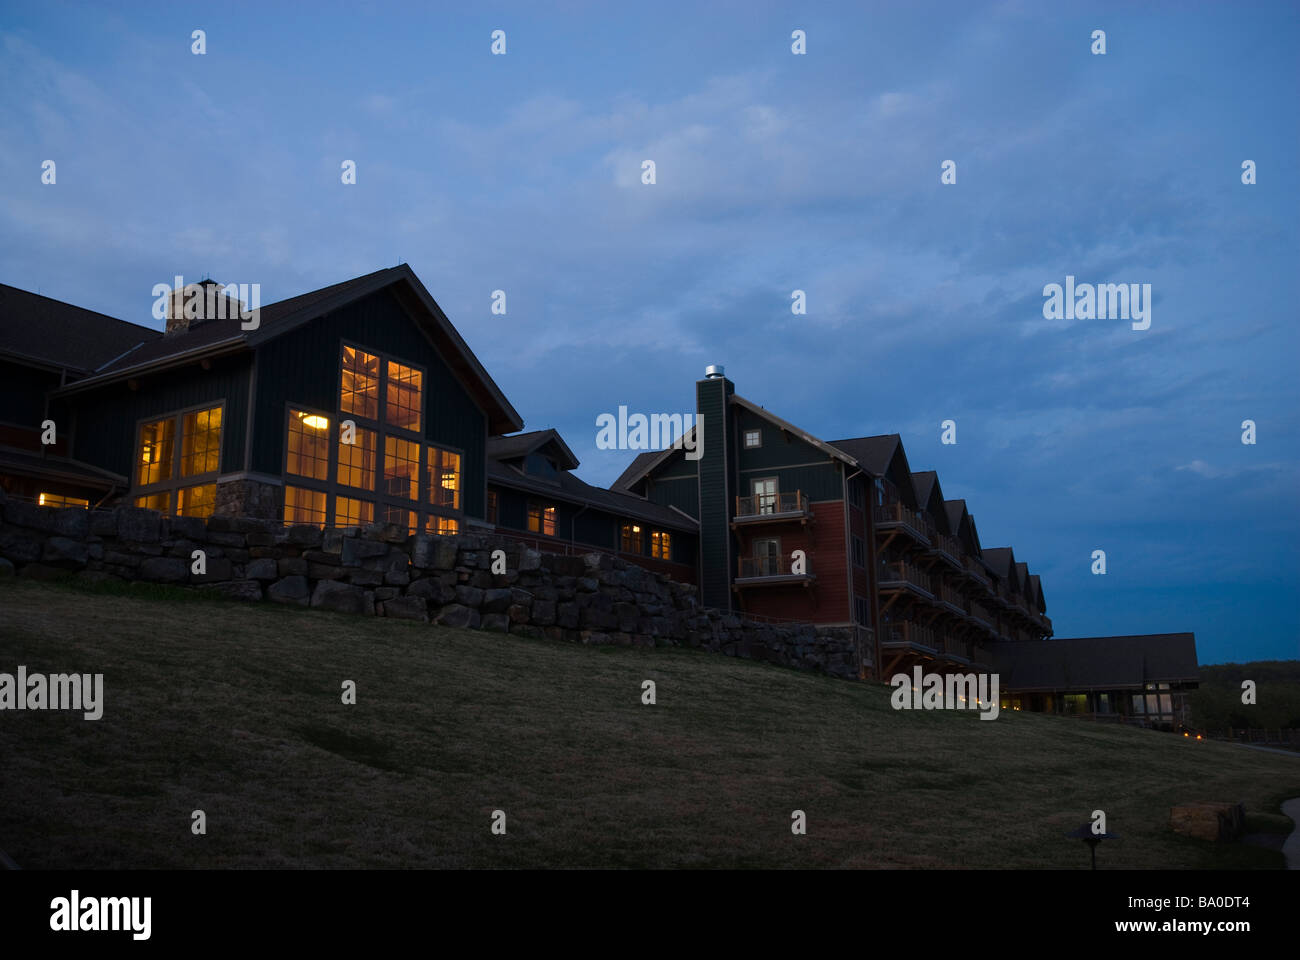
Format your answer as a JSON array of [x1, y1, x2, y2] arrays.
[[133, 405, 222, 516], [427, 446, 460, 509], [135, 492, 170, 512], [528, 502, 556, 536], [426, 515, 459, 536], [286, 409, 330, 480], [137, 417, 175, 486], [336, 424, 378, 490], [621, 523, 643, 554], [340, 345, 380, 419], [381, 504, 416, 536], [176, 483, 217, 518], [384, 436, 420, 501], [651, 530, 671, 559], [284, 485, 326, 527], [181, 407, 223, 477], [487, 490, 498, 525], [334, 496, 374, 529], [386, 360, 423, 431], [38, 493, 88, 509]]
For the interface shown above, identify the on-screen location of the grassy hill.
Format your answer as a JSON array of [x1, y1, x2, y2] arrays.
[[0, 577, 1295, 869]]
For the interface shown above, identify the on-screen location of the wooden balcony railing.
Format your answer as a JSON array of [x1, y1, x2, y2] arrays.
[[873, 502, 930, 541], [931, 531, 961, 561], [879, 560, 932, 594], [884, 620, 940, 652], [735, 490, 810, 519], [937, 580, 966, 609], [737, 556, 811, 579], [963, 556, 991, 588], [969, 601, 995, 630]]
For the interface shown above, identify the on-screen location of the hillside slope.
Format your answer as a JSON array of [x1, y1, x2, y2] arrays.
[[0, 578, 1294, 868]]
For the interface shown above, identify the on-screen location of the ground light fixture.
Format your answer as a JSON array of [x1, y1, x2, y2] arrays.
[[1066, 823, 1119, 870]]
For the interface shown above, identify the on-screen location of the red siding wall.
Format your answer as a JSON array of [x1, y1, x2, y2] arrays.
[[735, 500, 850, 624]]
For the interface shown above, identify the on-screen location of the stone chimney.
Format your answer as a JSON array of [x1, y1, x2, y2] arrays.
[[165, 279, 246, 336]]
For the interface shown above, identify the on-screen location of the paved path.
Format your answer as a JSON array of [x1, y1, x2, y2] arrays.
[[1284, 798, 1300, 871]]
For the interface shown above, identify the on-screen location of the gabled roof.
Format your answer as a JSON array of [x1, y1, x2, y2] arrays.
[[829, 434, 899, 476], [982, 546, 1017, 581], [830, 434, 917, 507], [1028, 573, 1046, 613], [1014, 560, 1030, 594], [911, 470, 951, 534], [487, 458, 697, 532], [50, 265, 523, 434], [992, 634, 1198, 691], [487, 429, 580, 472], [613, 451, 662, 491], [0, 284, 160, 373]]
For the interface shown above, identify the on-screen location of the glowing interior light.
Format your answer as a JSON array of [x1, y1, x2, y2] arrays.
[[299, 413, 330, 430], [38, 493, 47, 506]]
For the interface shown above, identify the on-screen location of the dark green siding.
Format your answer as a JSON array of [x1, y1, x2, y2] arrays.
[[734, 409, 825, 470], [0, 360, 59, 429], [648, 475, 699, 518], [696, 376, 734, 610], [737, 462, 842, 501], [251, 288, 488, 518], [70, 354, 251, 479]]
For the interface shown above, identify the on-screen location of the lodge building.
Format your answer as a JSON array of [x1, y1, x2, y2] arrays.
[[0, 267, 1198, 728]]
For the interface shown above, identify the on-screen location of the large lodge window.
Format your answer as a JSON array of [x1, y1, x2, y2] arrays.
[[39, 493, 89, 509], [133, 404, 223, 519], [651, 530, 671, 560], [280, 344, 460, 535]]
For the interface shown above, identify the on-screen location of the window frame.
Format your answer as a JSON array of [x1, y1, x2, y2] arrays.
[[131, 400, 227, 515], [274, 338, 464, 533], [743, 428, 762, 449], [527, 500, 558, 537]]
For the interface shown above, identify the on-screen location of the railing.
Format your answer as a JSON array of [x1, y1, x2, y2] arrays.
[[937, 580, 965, 609], [969, 601, 995, 630], [879, 560, 932, 593], [873, 502, 930, 540], [737, 556, 810, 579], [735, 490, 809, 518], [884, 619, 939, 652], [931, 531, 961, 560], [963, 556, 991, 588]]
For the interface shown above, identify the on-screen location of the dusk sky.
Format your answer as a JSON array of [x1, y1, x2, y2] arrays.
[[2, 1, 1296, 664]]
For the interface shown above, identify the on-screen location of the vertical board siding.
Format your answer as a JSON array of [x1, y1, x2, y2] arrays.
[[696, 377, 732, 610], [69, 354, 251, 479]]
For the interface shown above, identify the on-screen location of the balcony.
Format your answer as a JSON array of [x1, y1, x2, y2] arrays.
[[969, 601, 996, 632], [735, 555, 815, 587], [936, 579, 967, 616], [878, 560, 934, 598], [883, 619, 940, 653], [882, 622, 972, 664], [873, 502, 931, 545], [929, 530, 963, 568], [962, 556, 991, 589], [733, 491, 812, 527]]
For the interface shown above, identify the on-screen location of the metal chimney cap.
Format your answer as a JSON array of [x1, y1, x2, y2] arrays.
[[704, 364, 725, 379]]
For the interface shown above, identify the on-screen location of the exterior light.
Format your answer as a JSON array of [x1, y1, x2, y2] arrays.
[[1066, 823, 1118, 870]]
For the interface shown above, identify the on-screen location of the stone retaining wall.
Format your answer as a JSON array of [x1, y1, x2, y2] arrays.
[[0, 490, 864, 680]]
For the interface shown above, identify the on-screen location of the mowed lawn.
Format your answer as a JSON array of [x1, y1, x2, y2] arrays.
[[0, 577, 1295, 869]]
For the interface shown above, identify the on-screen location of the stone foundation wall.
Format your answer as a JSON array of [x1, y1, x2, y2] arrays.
[[0, 489, 864, 681]]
